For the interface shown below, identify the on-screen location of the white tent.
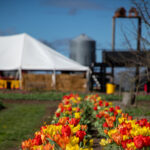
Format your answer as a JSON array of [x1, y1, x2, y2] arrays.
[[0, 33, 89, 88]]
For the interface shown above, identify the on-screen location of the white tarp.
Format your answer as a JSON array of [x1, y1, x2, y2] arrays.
[[0, 33, 89, 71]]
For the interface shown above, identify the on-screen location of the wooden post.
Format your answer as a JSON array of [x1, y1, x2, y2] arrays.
[[132, 17, 141, 104], [112, 17, 116, 83]]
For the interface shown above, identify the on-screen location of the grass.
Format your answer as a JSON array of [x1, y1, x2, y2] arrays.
[[0, 90, 122, 101], [0, 103, 49, 150], [122, 102, 150, 120], [0, 90, 69, 101], [0, 90, 150, 102], [124, 106, 150, 117], [100, 94, 122, 101], [136, 94, 150, 101], [100, 93, 150, 101]]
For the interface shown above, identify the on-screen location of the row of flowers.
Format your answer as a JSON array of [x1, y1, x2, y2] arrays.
[[22, 93, 150, 150], [85, 94, 150, 150], [22, 94, 93, 150]]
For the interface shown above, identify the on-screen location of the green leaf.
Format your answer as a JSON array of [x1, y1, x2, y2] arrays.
[[47, 138, 61, 150]]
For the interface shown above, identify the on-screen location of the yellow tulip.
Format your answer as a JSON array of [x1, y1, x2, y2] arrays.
[[72, 107, 77, 111], [117, 109, 122, 114], [77, 97, 81, 101], [109, 102, 113, 106], [108, 129, 117, 138], [126, 142, 136, 150], [89, 139, 93, 147], [99, 138, 109, 146], [72, 124, 81, 134], [70, 136, 79, 145], [118, 117, 126, 124], [66, 143, 79, 150], [75, 112, 81, 119], [65, 104, 71, 108], [123, 135, 129, 141]]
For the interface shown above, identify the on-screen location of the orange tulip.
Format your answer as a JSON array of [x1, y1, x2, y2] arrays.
[[43, 143, 54, 150], [104, 129, 108, 134], [22, 139, 32, 149], [112, 132, 123, 145], [81, 125, 87, 130]]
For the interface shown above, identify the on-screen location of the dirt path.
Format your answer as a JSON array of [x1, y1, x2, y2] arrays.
[[91, 130, 102, 150]]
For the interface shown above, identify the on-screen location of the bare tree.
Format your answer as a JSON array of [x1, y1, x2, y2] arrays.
[[121, 0, 150, 105]]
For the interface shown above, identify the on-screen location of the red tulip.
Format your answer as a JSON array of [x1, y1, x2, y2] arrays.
[[115, 106, 120, 110], [109, 107, 115, 112], [61, 125, 71, 137], [134, 135, 144, 149], [69, 118, 80, 126], [68, 107, 72, 111], [105, 102, 109, 107], [93, 106, 97, 111], [32, 135, 42, 145], [76, 130, 86, 141], [103, 122, 108, 128], [56, 112, 60, 118], [99, 100, 103, 106]]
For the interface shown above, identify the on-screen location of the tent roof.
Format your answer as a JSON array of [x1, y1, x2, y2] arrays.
[[0, 33, 88, 71]]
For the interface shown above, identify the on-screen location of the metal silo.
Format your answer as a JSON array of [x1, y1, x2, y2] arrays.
[[70, 34, 96, 66]]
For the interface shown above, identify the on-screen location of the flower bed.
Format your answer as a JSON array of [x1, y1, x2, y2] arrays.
[[22, 94, 93, 150], [85, 94, 150, 150], [22, 94, 150, 150]]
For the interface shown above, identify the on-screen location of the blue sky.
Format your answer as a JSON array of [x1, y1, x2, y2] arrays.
[[0, 0, 137, 61]]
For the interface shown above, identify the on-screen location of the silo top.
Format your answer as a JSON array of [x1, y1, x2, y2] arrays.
[[72, 34, 95, 42]]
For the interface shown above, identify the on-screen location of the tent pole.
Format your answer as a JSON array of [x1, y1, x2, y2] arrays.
[[19, 68, 22, 90], [52, 70, 56, 89]]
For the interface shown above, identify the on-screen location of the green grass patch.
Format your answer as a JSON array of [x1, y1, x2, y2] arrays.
[[100, 93, 150, 101], [0, 103, 47, 150], [124, 105, 150, 117], [0, 91, 69, 101], [100, 94, 122, 101], [136, 94, 150, 101], [0, 90, 150, 102]]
